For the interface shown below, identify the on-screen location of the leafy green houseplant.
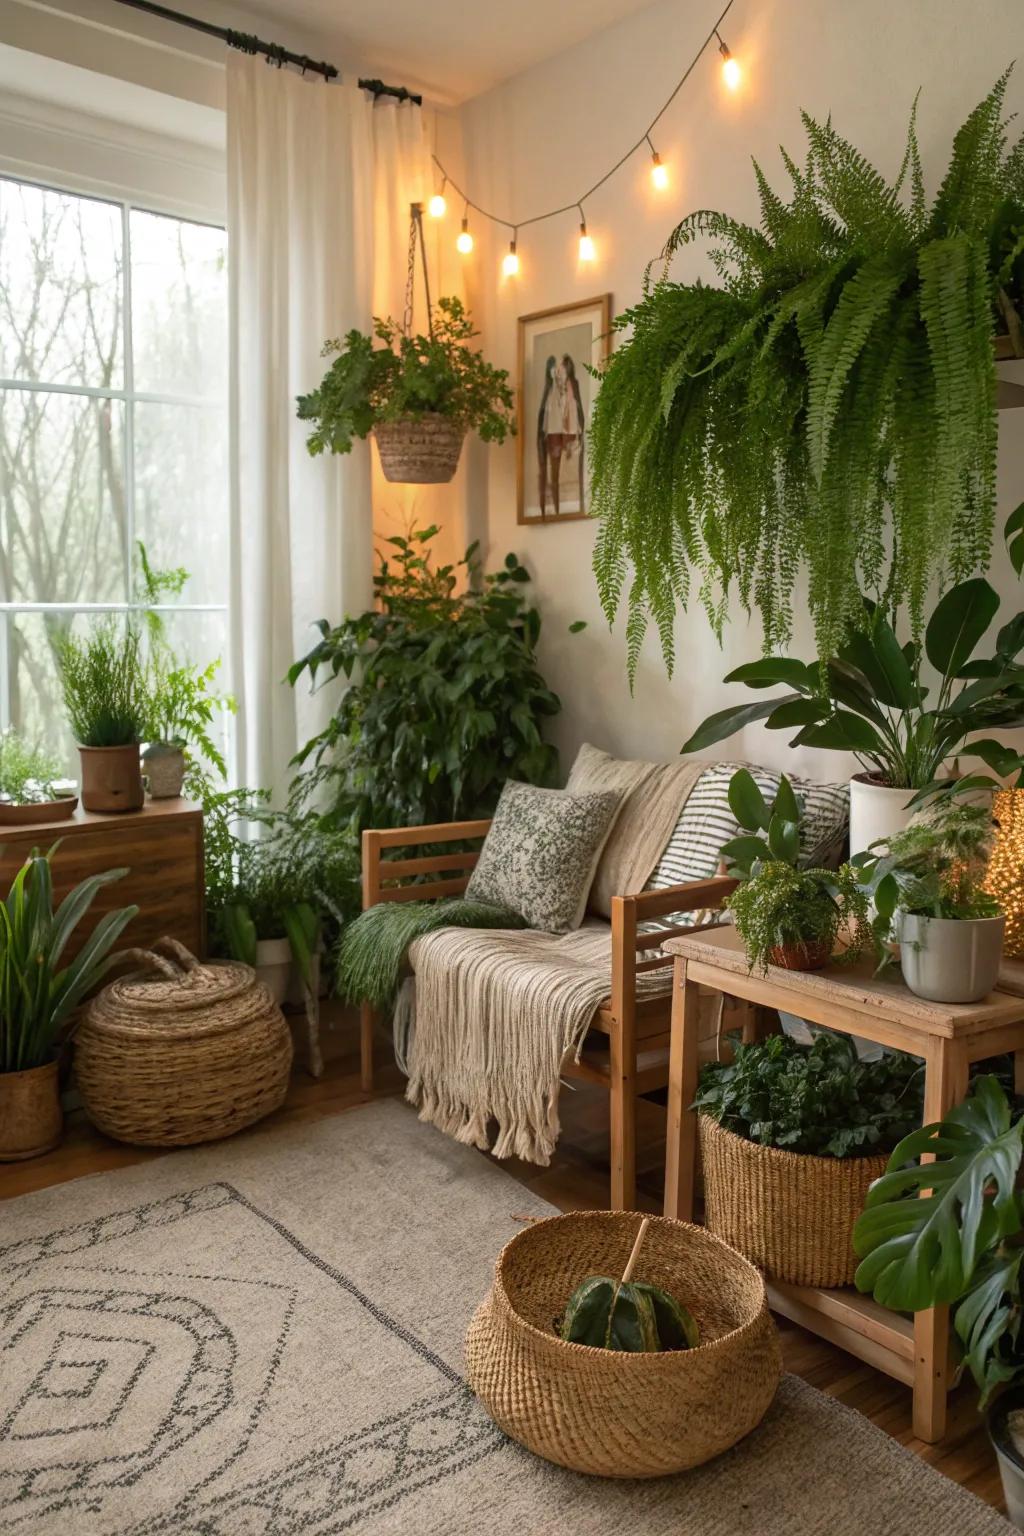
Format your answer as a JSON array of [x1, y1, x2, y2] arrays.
[[297, 297, 515, 484], [289, 526, 565, 831], [853, 1076, 1024, 1516], [57, 621, 151, 813], [590, 75, 1024, 678], [856, 801, 1004, 1004], [0, 850, 138, 1160], [0, 727, 72, 813], [721, 768, 869, 973]]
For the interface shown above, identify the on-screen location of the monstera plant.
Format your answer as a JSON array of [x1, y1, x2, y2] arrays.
[[590, 73, 1024, 677]]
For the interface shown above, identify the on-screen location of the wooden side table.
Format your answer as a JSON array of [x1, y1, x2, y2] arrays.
[[661, 925, 1024, 1444]]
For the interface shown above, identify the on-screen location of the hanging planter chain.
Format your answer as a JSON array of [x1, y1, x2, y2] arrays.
[[404, 202, 434, 339]]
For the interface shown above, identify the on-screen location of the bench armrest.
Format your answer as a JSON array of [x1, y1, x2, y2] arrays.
[[361, 819, 492, 908], [626, 875, 738, 922]]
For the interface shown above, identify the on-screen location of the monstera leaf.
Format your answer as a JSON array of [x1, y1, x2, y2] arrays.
[[853, 1076, 1024, 1312], [953, 1247, 1024, 1404]]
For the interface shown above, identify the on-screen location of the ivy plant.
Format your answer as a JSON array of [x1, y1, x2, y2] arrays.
[[590, 73, 1024, 676]]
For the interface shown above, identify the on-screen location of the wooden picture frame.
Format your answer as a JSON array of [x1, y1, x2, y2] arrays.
[[516, 294, 612, 525]]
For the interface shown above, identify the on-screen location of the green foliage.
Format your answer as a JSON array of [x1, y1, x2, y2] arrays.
[[683, 577, 1024, 795], [560, 1274, 699, 1352], [335, 897, 526, 1012], [297, 296, 515, 456], [694, 1031, 924, 1159], [854, 1075, 1024, 1404], [289, 526, 564, 830], [57, 621, 151, 747], [0, 727, 65, 806], [591, 76, 1024, 676], [0, 849, 138, 1073], [856, 801, 1001, 936]]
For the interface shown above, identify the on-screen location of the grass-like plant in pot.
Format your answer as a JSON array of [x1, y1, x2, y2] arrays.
[[296, 296, 515, 485], [722, 768, 870, 974], [57, 620, 151, 813], [852, 1076, 1024, 1522], [855, 800, 1004, 1004], [683, 574, 1024, 855], [695, 1031, 923, 1287], [0, 850, 138, 1160]]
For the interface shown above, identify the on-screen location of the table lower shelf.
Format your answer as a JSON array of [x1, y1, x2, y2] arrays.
[[767, 1278, 917, 1386]]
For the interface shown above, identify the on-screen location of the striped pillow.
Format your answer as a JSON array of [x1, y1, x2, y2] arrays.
[[641, 763, 849, 932]]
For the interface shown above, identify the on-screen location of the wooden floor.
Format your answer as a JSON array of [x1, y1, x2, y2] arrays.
[[1, 1010, 1005, 1515]]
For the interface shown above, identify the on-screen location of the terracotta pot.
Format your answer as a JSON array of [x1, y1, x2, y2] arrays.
[[0, 1058, 62, 1160], [766, 939, 831, 971], [143, 744, 186, 799], [78, 744, 144, 813]]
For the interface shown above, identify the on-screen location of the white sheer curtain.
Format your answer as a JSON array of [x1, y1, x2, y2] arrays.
[[227, 55, 426, 796]]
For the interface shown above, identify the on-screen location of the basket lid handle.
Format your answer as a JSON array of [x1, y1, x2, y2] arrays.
[[113, 948, 182, 981], [151, 936, 200, 973]]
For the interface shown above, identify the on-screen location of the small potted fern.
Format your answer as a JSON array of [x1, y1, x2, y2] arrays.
[[57, 621, 151, 813]]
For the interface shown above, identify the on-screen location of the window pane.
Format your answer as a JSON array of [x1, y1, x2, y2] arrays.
[[133, 401, 228, 604], [130, 209, 227, 398], [2, 609, 80, 772], [0, 389, 129, 604], [0, 179, 123, 389]]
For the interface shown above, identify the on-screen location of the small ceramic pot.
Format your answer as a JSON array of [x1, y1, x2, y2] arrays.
[[895, 912, 1005, 1003], [0, 1058, 62, 1160], [78, 744, 144, 813], [143, 743, 186, 799], [767, 939, 831, 972], [988, 1389, 1024, 1530], [255, 937, 292, 1005]]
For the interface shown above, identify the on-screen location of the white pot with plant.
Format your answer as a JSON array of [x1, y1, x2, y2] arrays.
[[145, 658, 231, 800], [684, 576, 1024, 857], [856, 800, 1004, 1004]]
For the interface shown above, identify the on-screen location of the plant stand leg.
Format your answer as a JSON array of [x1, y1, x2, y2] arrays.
[[360, 1002, 375, 1094], [912, 1035, 969, 1443], [664, 960, 701, 1222], [304, 984, 323, 1080]]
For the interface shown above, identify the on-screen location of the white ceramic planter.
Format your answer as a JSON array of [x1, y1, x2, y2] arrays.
[[895, 912, 1005, 1004], [848, 775, 916, 857], [989, 1391, 1024, 1530], [254, 937, 291, 1005]]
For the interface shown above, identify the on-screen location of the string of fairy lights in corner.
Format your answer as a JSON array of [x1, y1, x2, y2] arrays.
[[426, 0, 743, 277]]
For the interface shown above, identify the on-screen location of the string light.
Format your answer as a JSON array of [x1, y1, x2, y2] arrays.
[[428, 178, 447, 218], [647, 135, 669, 190], [456, 208, 474, 254], [985, 789, 1024, 956], [717, 31, 741, 90], [578, 209, 595, 263], [502, 233, 520, 277]]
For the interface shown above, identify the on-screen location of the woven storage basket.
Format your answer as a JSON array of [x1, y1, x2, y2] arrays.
[[465, 1209, 780, 1478], [373, 416, 464, 483], [699, 1114, 889, 1288], [75, 938, 292, 1147]]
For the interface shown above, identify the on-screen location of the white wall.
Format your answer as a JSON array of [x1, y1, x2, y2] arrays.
[[460, 0, 1024, 782]]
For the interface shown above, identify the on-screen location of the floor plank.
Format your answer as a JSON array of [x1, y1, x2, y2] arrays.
[[0, 1009, 1005, 1514]]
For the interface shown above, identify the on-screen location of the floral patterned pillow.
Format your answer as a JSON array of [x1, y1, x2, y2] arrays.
[[466, 781, 624, 932]]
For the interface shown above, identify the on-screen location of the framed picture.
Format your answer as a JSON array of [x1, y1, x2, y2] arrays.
[[516, 294, 612, 524]]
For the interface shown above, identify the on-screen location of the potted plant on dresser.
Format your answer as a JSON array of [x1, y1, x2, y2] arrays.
[[0, 850, 138, 1160], [856, 800, 1005, 1003], [0, 726, 78, 824], [684, 579, 1024, 856], [853, 1076, 1024, 1526], [57, 621, 151, 813]]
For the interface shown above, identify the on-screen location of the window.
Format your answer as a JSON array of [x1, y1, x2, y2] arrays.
[[0, 176, 229, 764]]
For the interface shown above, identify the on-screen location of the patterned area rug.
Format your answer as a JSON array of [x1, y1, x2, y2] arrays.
[[0, 1099, 1011, 1535]]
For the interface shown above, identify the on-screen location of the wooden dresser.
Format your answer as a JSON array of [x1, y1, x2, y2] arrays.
[[0, 799, 205, 960]]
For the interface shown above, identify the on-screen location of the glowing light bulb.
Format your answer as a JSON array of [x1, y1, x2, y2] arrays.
[[502, 239, 519, 277], [456, 217, 473, 254], [650, 152, 669, 190], [718, 35, 741, 90], [428, 192, 447, 218], [578, 221, 595, 262]]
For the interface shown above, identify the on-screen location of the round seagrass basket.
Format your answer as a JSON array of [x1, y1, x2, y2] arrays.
[[75, 938, 292, 1147], [699, 1114, 889, 1288], [465, 1210, 780, 1478], [373, 416, 464, 483]]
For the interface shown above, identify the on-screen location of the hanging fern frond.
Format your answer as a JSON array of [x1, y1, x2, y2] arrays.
[[591, 73, 1024, 675]]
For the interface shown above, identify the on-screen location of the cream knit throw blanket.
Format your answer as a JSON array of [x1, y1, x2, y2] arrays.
[[402, 760, 704, 1165]]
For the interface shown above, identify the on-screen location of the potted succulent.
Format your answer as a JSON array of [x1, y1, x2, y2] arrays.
[[0, 849, 138, 1160], [853, 1076, 1024, 1525], [683, 577, 1024, 855], [856, 801, 1004, 1004], [695, 1031, 923, 1287], [57, 621, 150, 813], [721, 768, 870, 973], [297, 296, 515, 485], [0, 726, 77, 824]]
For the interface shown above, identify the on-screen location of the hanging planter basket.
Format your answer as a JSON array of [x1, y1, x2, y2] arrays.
[[373, 416, 465, 484]]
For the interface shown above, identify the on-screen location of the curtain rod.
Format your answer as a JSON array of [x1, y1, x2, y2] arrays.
[[110, 0, 423, 104]]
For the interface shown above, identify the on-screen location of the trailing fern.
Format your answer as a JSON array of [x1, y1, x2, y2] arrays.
[[591, 74, 1024, 676]]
